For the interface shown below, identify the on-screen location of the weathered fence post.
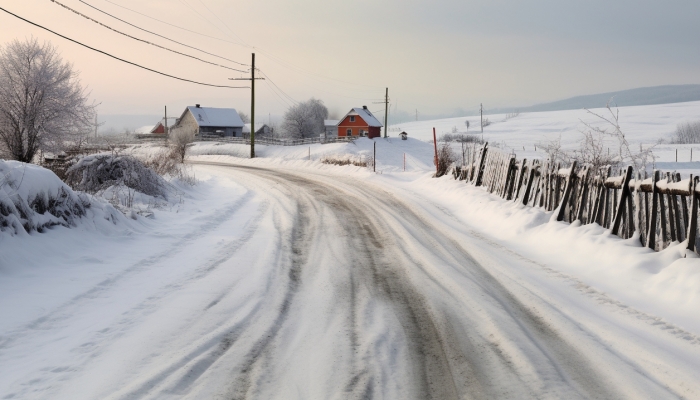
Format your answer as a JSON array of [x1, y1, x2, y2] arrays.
[[523, 165, 537, 206], [611, 166, 633, 236], [687, 176, 698, 252], [514, 159, 527, 201], [474, 143, 488, 186], [556, 161, 578, 222], [576, 166, 590, 222], [647, 170, 660, 250]]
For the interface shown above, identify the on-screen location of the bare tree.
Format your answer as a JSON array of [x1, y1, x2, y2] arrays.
[[570, 129, 617, 172], [169, 127, 194, 163], [238, 111, 250, 124], [670, 120, 700, 144], [537, 134, 570, 165], [282, 98, 328, 139], [581, 101, 655, 172], [0, 38, 95, 162]]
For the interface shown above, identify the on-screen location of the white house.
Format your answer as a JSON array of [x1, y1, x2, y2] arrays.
[[324, 119, 339, 138], [170, 104, 245, 137]]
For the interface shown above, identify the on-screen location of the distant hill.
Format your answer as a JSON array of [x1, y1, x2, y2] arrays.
[[494, 84, 700, 114]]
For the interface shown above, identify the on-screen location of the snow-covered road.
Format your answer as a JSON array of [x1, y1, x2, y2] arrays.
[[2, 162, 699, 399]]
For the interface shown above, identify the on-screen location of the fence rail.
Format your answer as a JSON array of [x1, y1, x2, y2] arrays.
[[452, 143, 700, 254], [193, 135, 356, 146]]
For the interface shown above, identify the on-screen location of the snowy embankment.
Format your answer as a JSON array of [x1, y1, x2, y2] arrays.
[[0, 160, 125, 235]]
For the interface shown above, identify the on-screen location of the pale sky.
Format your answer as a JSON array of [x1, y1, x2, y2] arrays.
[[1, 0, 699, 121]]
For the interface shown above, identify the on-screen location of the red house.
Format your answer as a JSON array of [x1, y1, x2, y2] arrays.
[[337, 106, 383, 138], [149, 121, 167, 134]]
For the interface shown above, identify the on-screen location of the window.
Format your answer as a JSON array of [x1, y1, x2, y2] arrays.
[[346, 129, 352, 136], [350, 116, 355, 122]]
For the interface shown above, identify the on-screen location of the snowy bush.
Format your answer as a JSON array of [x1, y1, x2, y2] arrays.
[[436, 141, 457, 177], [0, 160, 121, 235], [65, 154, 167, 198], [671, 121, 700, 144]]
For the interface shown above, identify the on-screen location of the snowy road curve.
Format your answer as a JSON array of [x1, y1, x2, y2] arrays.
[[2, 162, 699, 399]]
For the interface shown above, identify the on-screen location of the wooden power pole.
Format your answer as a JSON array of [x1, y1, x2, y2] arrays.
[[384, 87, 389, 138], [230, 53, 264, 158], [480, 103, 483, 133]]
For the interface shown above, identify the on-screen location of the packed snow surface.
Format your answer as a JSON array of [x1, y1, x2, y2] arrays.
[[1, 101, 700, 399]]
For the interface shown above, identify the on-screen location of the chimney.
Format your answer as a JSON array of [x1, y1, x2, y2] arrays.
[[196, 104, 200, 108], [362, 105, 367, 110]]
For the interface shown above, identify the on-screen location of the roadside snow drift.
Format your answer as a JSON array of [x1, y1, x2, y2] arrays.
[[0, 160, 124, 235]]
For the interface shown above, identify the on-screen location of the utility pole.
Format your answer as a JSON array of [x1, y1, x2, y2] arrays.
[[384, 87, 389, 138], [230, 53, 264, 158], [94, 114, 98, 138], [164, 105, 168, 143], [416, 109, 418, 121], [480, 103, 483, 133]]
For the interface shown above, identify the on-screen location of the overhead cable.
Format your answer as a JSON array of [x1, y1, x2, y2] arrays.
[[78, 0, 248, 66], [257, 70, 298, 105], [101, 0, 247, 47], [0, 6, 248, 89], [51, 0, 248, 73]]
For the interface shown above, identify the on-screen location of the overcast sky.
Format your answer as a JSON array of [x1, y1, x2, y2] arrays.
[[1, 0, 699, 121]]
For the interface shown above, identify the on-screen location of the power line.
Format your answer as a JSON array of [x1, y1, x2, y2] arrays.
[[0, 6, 249, 89], [257, 70, 298, 105], [51, 0, 248, 73], [78, 0, 248, 66], [99, 0, 383, 97], [193, 0, 249, 47], [101, 0, 247, 47], [89, 0, 383, 101]]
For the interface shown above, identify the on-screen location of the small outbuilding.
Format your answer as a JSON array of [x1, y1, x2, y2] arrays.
[[170, 104, 245, 137], [399, 131, 408, 140], [337, 106, 382, 138], [243, 123, 272, 137], [324, 119, 340, 138]]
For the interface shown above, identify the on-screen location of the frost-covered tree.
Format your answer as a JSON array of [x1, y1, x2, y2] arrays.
[[671, 120, 700, 144], [0, 38, 95, 162], [238, 111, 250, 124], [282, 98, 328, 139], [169, 127, 193, 163]]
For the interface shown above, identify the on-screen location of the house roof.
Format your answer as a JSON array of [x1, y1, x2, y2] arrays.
[[324, 119, 340, 127], [185, 106, 244, 128], [242, 123, 269, 133], [135, 125, 154, 134], [341, 107, 383, 127]]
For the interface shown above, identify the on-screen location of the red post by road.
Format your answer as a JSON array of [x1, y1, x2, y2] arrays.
[[433, 127, 439, 174]]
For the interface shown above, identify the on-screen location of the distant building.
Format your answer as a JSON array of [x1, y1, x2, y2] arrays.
[[399, 131, 408, 140], [243, 123, 272, 137], [149, 121, 167, 134], [337, 106, 382, 138], [324, 119, 339, 138], [170, 104, 245, 137]]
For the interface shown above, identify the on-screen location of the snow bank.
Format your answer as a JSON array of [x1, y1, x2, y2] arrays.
[[0, 160, 124, 235]]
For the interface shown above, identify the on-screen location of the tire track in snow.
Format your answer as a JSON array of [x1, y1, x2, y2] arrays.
[[206, 165, 462, 400], [0, 191, 255, 352], [2, 197, 269, 400]]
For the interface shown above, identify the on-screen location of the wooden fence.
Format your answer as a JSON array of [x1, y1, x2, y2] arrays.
[[192, 135, 357, 146], [452, 143, 700, 254]]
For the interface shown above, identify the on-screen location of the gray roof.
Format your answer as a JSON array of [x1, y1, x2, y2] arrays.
[[324, 119, 340, 127], [186, 106, 244, 128]]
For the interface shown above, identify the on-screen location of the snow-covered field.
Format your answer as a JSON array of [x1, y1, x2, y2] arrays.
[[1, 101, 700, 399]]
